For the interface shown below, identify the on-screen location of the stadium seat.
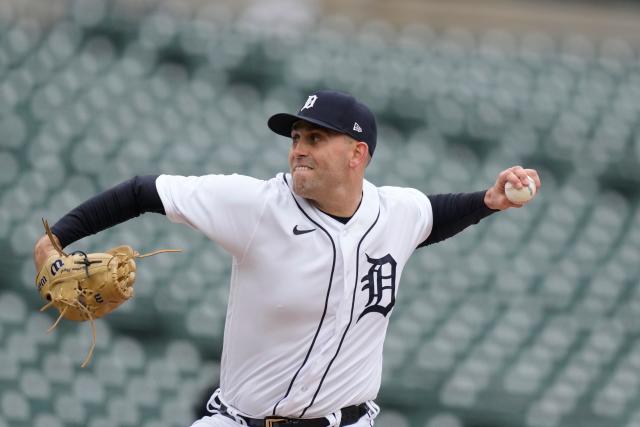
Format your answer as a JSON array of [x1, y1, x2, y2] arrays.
[[374, 410, 411, 427], [425, 413, 464, 427]]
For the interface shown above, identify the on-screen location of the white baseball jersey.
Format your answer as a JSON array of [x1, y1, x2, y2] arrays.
[[156, 172, 433, 419]]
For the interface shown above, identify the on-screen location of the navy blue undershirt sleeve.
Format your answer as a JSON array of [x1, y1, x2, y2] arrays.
[[50, 175, 164, 248], [419, 190, 498, 247]]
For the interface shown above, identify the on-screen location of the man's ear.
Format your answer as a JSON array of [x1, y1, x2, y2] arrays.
[[350, 141, 369, 168]]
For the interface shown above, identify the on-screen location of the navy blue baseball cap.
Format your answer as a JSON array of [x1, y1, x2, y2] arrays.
[[268, 90, 378, 156]]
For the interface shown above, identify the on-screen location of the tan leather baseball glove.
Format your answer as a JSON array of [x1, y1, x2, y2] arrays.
[[35, 219, 180, 367]]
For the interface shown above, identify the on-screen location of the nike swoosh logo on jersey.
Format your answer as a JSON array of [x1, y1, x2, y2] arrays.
[[293, 225, 316, 235]]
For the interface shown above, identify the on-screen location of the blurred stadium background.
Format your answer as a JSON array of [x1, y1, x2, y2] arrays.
[[1, 0, 640, 426]]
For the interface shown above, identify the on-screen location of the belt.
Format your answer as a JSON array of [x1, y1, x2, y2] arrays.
[[218, 402, 368, 427]]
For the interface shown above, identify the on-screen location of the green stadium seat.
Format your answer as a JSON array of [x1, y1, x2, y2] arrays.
[[31, 81, 69, 121], [560, 35, 595, 70], [185, 302, 225, 339], [546, 112, 589, 160], [87, 419, 113, 427], [627, 411, 640, 427], [6, 333, 38, 365], [429, 95, 466, 136], [42, 352, 75, 385], [504, 351, 550, 396], [107, 396, 141, 426], [538, 271, 578, 309], [25, 313, 55, 347], [1, 390, 31, 425], [95, 356, 127, 388], [17, 50, 51, 90], [139, 11, 179, 50], [440, 373, 479, 408], [0, 111, 27, 148], [454, 357, 493, 392], [4, 21, 41, 63], [526, 399, 563, 427], [46, 21, 81, 61], [479, 29, 517, 61], [55, 394, 88, 425], [571, 91, 601, 123], [142, 421, 170, 427], [20, 368, 51, 401], [126, 376, 160, 409], [425, 413, 463, 427], [493, 269, 533, 299], [73, 372, 106, 406], [593, 384, 627, 417], [159, 395, 195, 427], [147, 358, 180, 392], [415, 337, 456, 372], [501, 123, 539, 157], [166, 340, 202, 375], [112, 337, 146, 372], [71, 0, 108, 27], [589, 116, 632, 165], [522, 90, 559, 131], [0, 152, 18, 185], [0, 353, 19, 382], [0, 210, 11, 239], [34, 414, 64, 427], [374, 410, 410, 427], [599, 38, 635, 75], [0, 292, 26, 325]]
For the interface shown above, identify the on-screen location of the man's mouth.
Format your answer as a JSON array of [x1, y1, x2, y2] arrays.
[[294, 166, 313, 171]]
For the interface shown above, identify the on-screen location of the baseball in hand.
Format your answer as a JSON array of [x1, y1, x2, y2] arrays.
[[505, 176, 536, 204]]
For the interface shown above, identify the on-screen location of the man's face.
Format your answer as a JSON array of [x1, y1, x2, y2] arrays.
[[288, 121, 354, 200]]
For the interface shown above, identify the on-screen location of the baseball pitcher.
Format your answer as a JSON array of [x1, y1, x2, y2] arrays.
[[33, 90, 540, 426]]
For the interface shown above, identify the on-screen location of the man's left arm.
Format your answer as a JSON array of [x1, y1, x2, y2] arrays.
[[419, 166, 541, 247]]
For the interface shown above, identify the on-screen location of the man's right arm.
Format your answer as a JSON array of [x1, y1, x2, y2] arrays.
[[33, 175, 164, 271]]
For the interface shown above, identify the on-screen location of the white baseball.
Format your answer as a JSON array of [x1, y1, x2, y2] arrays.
[[505, 175, 536, 204]]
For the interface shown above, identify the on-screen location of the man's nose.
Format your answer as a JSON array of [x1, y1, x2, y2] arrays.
[[292, 139, 310, 156]]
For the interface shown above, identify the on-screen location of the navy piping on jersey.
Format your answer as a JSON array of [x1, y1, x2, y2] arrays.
[[300, 207, 381, 418], [272, 175, 338, 416]]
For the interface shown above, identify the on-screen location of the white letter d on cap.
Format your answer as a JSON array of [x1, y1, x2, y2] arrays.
[[301, 95, 318, 110]]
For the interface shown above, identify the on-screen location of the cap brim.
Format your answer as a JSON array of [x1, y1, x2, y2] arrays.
[[267, 113, 345, 138]]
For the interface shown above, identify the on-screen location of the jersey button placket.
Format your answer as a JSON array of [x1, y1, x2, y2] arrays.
[[337, 231, 356, 331]]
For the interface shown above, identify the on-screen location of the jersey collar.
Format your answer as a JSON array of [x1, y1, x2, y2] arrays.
[[283, 173, 380, 234]]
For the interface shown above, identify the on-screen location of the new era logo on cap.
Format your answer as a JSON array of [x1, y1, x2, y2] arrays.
[[267, 90, 378, 156]]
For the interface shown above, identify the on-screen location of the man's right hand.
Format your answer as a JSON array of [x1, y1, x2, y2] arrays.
[[33, 233, 62, 273]]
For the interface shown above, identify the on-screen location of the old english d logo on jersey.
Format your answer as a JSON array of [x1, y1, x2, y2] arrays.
[[358, 253, 397, 321]]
